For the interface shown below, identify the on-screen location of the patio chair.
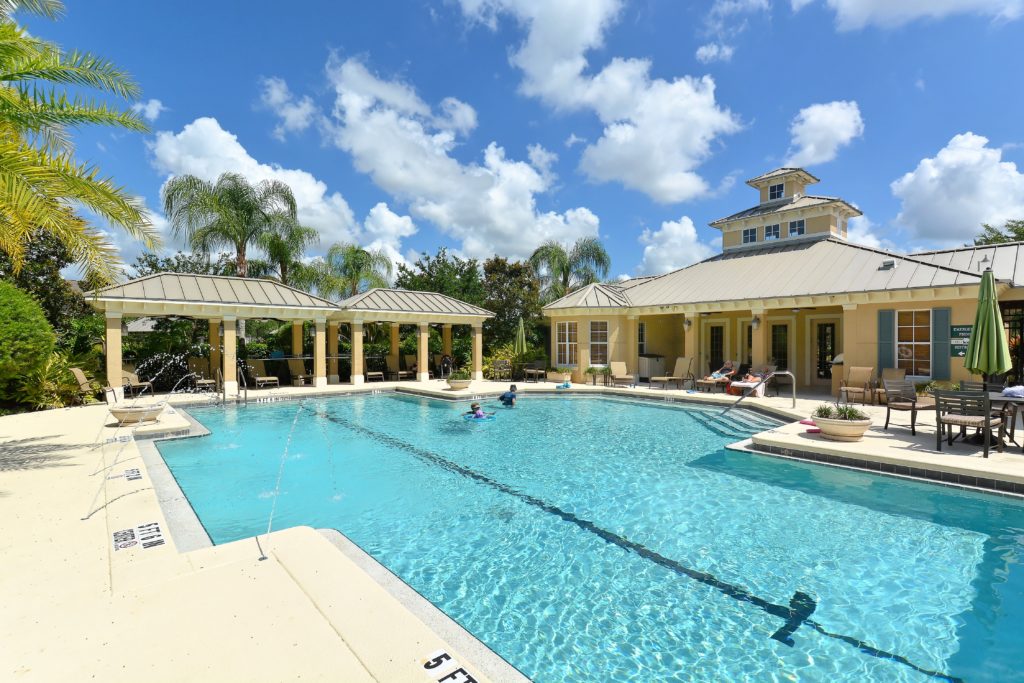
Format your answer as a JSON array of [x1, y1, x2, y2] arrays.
[[248, 360, 280, 389], [650, 357, 693, 390], [287, 359, 312, 385], [405, 354, 434, 379], [882, 379, 934, 436], [523, 361, 547, 383], [840, 366, 874, 405], [874, 368, 907, 404], [934, 390, 1004, 458], [491, 359, 512, 381], [386, 359, 413, 380], [122, 370, 154, 397], [962, 379, 1016, 444], [609, 361, 634, 387], [187, 356, 217, 391], [70, 367, 100, 404]]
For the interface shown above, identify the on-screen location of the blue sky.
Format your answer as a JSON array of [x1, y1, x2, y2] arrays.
[[40, 0, 1024, 278]]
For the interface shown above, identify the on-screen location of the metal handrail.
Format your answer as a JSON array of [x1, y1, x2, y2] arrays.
[[216, 368, 225, 404], [238, 362, 248, 405], [719, 370, 796, 416]]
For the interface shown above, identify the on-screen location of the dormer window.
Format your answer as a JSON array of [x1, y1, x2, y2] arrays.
[[764, 224, 780, 241], [742, 228, 757, 244], [789, 219, 805, 236], [769, 183, 784, 200]]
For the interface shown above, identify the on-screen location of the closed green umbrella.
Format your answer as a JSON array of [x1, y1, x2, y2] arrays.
[[514, 317, 528, 357], [963, 269, 1011, 380]]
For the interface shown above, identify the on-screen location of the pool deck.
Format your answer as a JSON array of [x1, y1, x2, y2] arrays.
[[4, 379, 1024, 681]]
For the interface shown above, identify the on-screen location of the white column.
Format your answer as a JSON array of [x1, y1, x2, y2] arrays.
[[351, 321, 364, 385], [222, 316, 238, 395], [328, 322, 340, 384], [417, 323, 431, 382], [105, 311, 124, 402], [471, 324, 483, 381], [313, 318, 327, 388]]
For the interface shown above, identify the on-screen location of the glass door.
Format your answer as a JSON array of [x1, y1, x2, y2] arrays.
[[707, 324, 725, 374], [815, 322, 836, 381]]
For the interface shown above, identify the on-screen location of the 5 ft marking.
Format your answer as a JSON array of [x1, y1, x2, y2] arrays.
[[422, 649, 478, 683]]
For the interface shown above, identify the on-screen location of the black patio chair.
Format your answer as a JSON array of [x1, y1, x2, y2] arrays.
[[934, 390, 1004, 458]]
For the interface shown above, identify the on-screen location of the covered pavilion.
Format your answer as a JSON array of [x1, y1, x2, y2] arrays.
[[86, 274, 493, 398]]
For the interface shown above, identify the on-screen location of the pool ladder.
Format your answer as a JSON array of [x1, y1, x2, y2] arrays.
[[719, 370, 796, 417]]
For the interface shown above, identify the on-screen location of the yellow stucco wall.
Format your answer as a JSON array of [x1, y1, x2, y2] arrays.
[[720, 211, 838, 249]]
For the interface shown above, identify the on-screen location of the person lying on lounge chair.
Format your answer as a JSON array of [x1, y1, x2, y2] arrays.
[[740, 366, 774, 383], [703, 361, 735, 381]]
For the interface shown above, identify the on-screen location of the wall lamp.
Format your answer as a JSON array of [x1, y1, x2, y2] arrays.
[[751, 316, 761, 330], [683, 318, 692, 331]]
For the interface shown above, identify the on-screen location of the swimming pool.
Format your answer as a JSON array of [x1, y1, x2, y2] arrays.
[[158, 394, 1024, 682]]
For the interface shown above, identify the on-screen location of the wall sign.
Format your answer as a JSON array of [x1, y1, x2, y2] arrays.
[[951, 325, 973, 358]]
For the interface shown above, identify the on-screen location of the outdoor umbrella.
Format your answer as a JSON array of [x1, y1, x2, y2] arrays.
[[963, 269, 1011, 381], [514, 317, 528, 357]]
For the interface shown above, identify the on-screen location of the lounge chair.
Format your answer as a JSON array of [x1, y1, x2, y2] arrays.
[[70, 367, 99, 404], [122, 370, 154, 397], [840, 366, 874, 405], [248, 360, 280, 389], [882, 379, 934, 436], [386, 360, 413, 380], [405, 354, 434, 379], [728, 365, 776, 398], [365, 369, 385, 382], [523, 361, 547, 383], [874, 368, 907, 404], [695, 361, 737, 393], [609, 361, 634, 387], [287, 359, 312, 385], [650, 357, 693, 390], [934, 390, 1004, 458], [187, 356, 217, 391]]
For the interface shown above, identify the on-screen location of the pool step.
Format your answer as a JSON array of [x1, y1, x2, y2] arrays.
[[689, 407, 785, 439]]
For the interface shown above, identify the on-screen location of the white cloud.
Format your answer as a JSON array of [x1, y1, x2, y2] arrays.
[[793, 0, 1023, 30], [891, 132, 1024, 244], [149, 117, 358, 249], [527, 143, 558, 185], [260, 77, 318, 141], [784, 100, 864, 166], [915, 77, 926, 91], [846, 215, 897, 250], [362, 202, 417, 269], [131, 98, 166, 122], [321, 58, 599, 260], [436, 97, 478, 135], [696, 42, 735, 63], [564, 133, 585, 148], [637, 216, 716, 275], [456, 0, 741, 203]]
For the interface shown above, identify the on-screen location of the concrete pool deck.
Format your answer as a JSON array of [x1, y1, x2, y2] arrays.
[[4, 379, 1024, 681]]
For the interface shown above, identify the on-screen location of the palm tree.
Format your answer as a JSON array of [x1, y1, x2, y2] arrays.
[[259, 216, 318, 287], [162, 172, 297, 278], [0, 1, 158, 282], [313, 242, 393, 301], [529, 236, 611, 303]]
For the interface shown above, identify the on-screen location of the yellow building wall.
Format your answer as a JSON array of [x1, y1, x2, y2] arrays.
[[549, 314, 635, 383]]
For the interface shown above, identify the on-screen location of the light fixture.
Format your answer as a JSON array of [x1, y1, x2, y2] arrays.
[[751, 316, 761, 330], [683, 318, 692, 331]]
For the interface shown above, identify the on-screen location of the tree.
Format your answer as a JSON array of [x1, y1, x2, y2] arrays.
[[313, 242, 393, 300], [975, 219, 1024, 245], [162, 172, 296, 278], [529, 236, 610, 303], [395, 247, 484, 306], [0, 1, 158, 283], [0, 280, 55, 402], [259, 217, 318, 288], [130, 251, 233, 278], [482, 257, 542, 349]]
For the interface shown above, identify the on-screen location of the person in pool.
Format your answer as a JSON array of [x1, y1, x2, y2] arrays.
[[466, 402, 493, 418], [499, 384, 517, 407]]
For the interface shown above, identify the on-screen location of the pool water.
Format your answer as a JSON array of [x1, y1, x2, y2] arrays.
[[158, 394, 1024, 682]]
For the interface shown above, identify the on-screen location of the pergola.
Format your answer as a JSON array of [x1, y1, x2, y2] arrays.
[[86, 273, 493, 397]]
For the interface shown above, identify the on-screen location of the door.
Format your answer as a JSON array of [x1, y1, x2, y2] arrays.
[[815, 322, 837, 383], [707, 324, 725, 374], [771, 323, 789, 371]]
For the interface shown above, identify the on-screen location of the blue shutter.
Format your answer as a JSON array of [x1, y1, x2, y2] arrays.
[[877, 310, 895, 371], [931, 308, 951, 380]]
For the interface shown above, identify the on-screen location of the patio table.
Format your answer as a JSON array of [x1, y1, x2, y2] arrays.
[[989, 392, 1024, 448]]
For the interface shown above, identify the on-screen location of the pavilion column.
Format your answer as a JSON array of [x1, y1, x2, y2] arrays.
[[750, 309, 770, 367], [389, 323, 400, 373], [351, 321, 364, 385], [313, 318, 327, 388], [471, 324, 483, 381], [105, 311, 123, 402], [328, 322, 339, 384], [222, 316, 238, 395], [624, 315, 637, 379], [442, 324, 453, 356], [417, 323, 430, 382], [840, 304, 858, 399], [291, 321, 304, 358], [209, 319, 221, 382], [683, 316, 697, 364]]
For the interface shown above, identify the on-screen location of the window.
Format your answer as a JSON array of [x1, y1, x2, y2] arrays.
[[590, 321, 608, 365], [896, 310, 931, 377], [789, 219, 805, 236], [742, 228, 758, 244], [771, 324, 789, 370], [637, 322, 647, 355], [764, 224, 780, 241], [556, 321, 578, 366], [769, 183, 784, 200]]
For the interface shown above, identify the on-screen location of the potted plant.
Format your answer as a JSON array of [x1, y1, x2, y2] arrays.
[[585, 366, 601, 385], [811, 403, 873, 442], [446, 367, 473, 391], [552, 367, 573, 383]]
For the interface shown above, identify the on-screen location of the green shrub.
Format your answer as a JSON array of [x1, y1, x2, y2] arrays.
[[813, 403, 868, 421], [448, 367, 472, 380], [0, 281, 56, 402], [17, 351, 80, 410]]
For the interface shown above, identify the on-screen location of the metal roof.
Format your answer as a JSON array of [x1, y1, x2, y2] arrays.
[[909, 242, 1024, 286], [338, 288, 493, 317], [545, 238, 984, 311], [546, 283, 631, 310], [87, 273, 338, 309], [709, 194, 861, 226], [746, 167, 820, 185]]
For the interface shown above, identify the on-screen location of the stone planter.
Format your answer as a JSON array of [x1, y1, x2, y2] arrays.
[[447, 378, 472, 391], [813, 416, 873, 442], [110, 402, 165, 425]]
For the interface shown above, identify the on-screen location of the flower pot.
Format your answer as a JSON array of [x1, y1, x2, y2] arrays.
[[110, 402, 165, 424], [447, 378, 472, 391], [813, 416, 873, 442]]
